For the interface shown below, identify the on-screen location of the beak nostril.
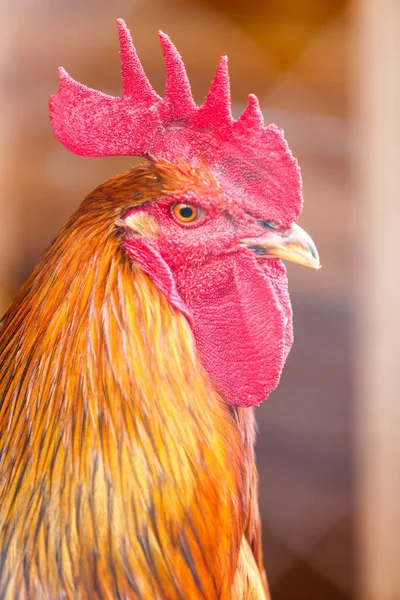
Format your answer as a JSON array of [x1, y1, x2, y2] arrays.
[[240, 222, 320, 270], [258, 219, 278, 230]]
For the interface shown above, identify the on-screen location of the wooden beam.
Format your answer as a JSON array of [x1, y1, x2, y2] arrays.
[[352, 1, 400, 598]]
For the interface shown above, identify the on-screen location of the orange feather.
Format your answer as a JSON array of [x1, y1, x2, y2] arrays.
[[0, 161, 269, 598]]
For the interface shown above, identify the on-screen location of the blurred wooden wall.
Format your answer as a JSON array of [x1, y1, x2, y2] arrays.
[[353, 1, 400, 598], [0, 4, 19, 314]]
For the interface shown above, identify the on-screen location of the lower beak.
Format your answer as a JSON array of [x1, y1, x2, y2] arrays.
[[240, 223, 320, 270]]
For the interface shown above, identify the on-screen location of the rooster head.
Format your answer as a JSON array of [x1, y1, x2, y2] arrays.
[[49, 20, 319, 407]]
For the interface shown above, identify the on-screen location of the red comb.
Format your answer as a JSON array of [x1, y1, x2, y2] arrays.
[[49, 19, 302, 225]]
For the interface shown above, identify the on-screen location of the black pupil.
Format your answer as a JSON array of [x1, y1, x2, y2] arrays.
[[179, 205, 194, 219]]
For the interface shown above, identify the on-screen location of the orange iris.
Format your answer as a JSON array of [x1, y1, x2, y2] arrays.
[[172, 203, 200, 223]]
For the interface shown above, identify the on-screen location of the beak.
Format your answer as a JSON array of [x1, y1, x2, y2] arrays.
[[240, 222, 320, 270]]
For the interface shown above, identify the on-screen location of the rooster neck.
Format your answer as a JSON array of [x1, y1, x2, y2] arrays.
[[0, 203, 257, 598]]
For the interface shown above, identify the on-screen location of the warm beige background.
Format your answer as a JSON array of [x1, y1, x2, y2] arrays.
[[2, 1, 395, 599]]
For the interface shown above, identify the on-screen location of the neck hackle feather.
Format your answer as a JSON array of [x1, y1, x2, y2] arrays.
[[0, 162, 267, 598]]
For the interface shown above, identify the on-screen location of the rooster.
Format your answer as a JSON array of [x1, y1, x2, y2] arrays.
[[0, 20, 319, 600]]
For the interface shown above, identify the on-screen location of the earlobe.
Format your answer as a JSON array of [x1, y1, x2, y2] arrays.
[[122, 235, 192, 324], [118, 212, 160, 239]]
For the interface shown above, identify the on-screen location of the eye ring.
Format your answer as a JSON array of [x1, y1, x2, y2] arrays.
[[171, 203, 202, 224]]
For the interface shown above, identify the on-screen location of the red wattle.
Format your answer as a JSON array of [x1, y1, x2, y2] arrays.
[[175, 250, 292, 407]]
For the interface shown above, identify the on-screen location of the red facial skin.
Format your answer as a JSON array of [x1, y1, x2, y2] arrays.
[[123, 190, 293, 408]]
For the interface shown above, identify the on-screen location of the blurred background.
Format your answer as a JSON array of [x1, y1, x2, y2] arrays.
[[1, 1, 398, 599]]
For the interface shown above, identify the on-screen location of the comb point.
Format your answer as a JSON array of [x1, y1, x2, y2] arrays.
[[58, 66, 68, 81], [158, 31, 194, 113], [198, 55, 232, 126], [116, 18, 158, 103], [236, 94, 264, 133], [55, 67, 91, 97]]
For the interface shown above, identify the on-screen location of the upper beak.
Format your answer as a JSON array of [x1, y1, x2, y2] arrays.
[[240, 222, 320, 270]]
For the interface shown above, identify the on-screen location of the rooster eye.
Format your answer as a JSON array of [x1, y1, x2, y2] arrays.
[[258, 219, 278, 230], [172, 203, 202, 224]]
